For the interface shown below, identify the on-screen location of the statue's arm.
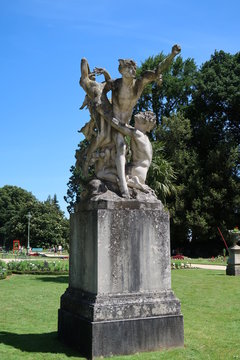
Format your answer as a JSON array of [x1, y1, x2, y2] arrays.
[[103, 78, 114, 93], [94, 67, 111, 81], [156, 44, 181, 75], [140, 44, 181, 86], [80, 58, 90, 79], [111, 118, 136, 137], [79, 58, 91, 89]]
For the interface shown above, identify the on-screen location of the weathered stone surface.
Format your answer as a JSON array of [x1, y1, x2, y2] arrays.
[[60, 288, 181, 321], [226, 264, 240, 276], [77, 46, 181, 199], [226, 244, 240, 276], [58, 197, 184, 358], [58, 310, 184, 359], [69, 198, 169, 294]]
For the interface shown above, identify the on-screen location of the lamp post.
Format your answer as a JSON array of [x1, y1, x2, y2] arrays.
[[26, 212, 32, 255]]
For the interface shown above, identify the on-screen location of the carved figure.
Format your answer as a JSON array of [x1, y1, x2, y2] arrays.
[[105, 44, 181, 197], [78, 45, 181, 198], [78, 59, 113, 176], [111, 111, 156, 192]]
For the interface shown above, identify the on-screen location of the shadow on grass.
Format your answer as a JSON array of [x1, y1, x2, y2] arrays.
[[35, 276, 69, 283], [0, 331, 82, 357]]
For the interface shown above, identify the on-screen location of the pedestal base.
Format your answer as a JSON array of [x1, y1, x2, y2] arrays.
[[58, 197, 184, 358], [58, 308, 184, 359], [226, 264, 240, 276]]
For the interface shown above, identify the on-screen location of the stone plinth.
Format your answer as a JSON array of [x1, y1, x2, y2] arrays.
[[226, 244, 240, 276], [58, 197, 184, 358]]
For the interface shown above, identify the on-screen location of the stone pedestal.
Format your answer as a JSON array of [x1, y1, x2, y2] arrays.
[[226, 245, 240, 276], [58, 197, 184, 358]]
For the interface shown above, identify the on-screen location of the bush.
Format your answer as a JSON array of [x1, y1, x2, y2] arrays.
[[172, 260, 190, 269], [0, 260, 11, 280]]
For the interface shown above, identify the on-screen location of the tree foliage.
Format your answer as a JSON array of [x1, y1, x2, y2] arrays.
[[66, 49, 240, 256], [138, 50, 240, 256], [0, 186, 69, 250], [183, 50, 240, 254]]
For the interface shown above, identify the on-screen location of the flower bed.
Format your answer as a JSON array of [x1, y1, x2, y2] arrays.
[[6, 260, 69, 275]]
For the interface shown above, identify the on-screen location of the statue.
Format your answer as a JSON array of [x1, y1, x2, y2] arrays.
[[58, 45, 184, 357], [77, 45, 181, 199]]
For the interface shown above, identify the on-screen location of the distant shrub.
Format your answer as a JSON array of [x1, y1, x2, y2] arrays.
[[172, 261, 190, 269], [0, 260, 11, 280]]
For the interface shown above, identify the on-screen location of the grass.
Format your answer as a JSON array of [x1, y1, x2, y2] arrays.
[[0, 270, 240, 359]]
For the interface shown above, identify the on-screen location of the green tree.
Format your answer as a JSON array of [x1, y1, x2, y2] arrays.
[[0, 186, 37, 249], [146, 141, 176, 204], [28, 197, 69, 249], [135, 50, 240, 256], [184, 50, 240, 254], [0, 186, 69, 250], [64, 138, 90, 214], [153, 113, 200, 252]]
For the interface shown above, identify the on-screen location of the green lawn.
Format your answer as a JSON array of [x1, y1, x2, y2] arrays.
[[0, 270, 240, 359]]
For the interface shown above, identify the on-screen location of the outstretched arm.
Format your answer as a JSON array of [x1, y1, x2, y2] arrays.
[[140, 44, 181, 86], [156, 44, 181, 75], [111, 118, 136, 137], [80, 58, 90, 79], [79, 57, 91, 88]]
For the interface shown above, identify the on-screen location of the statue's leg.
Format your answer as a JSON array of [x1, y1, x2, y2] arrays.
[[82, 134, 105, 177], [98, 116, 112, 148], [114, 132, 129, 198], [126, 176, 149, 193], [95, 102, 113, 146]]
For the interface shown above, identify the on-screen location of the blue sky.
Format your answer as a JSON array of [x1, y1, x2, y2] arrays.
[[1, 0, 239, 216]]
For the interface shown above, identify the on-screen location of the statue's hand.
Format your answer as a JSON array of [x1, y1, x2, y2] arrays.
[[172, 44, 181, 56], [93, 67, 105, 75]]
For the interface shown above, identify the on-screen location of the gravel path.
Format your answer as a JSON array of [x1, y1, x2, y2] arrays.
[[191, 264, 226, 270]]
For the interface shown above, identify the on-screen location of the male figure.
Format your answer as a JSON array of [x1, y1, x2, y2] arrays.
[[111, 111, 156, 192], [107, 44, 181, 198]]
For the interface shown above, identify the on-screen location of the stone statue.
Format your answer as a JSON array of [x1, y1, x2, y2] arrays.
[[59, 45, 184, 358], [77, 45, 181, 199]]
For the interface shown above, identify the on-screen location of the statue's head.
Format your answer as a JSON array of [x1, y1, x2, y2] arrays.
[[118, 59, 137, 78], [134, 111, 156, 133]]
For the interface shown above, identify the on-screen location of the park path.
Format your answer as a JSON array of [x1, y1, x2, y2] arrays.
[[190, 263, 226, 270]]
